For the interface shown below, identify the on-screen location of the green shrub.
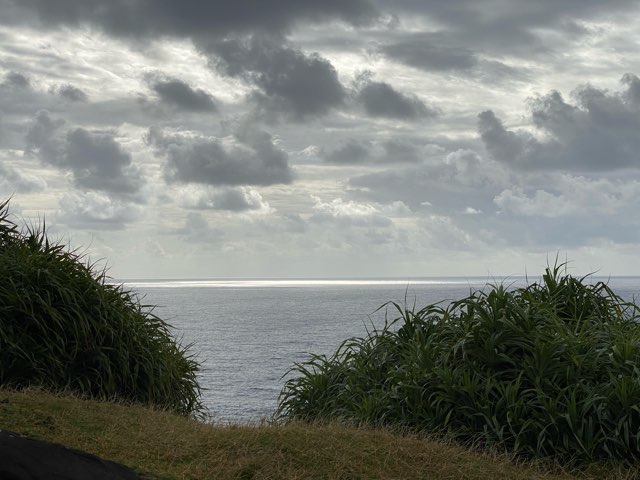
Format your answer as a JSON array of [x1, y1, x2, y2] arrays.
[[0, 199, 202, 416], [278, 263, 640, 465]]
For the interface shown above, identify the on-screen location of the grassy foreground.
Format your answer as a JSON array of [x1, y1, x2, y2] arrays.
[[1, 389, 636, 480]]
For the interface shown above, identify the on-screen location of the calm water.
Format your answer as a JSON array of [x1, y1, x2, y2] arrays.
[[123, 277, 640, 422]]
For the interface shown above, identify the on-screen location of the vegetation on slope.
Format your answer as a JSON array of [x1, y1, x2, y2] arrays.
[[0, 199, 201, 415], [0, 389, 589, 480], [278, 264, 640, 466]]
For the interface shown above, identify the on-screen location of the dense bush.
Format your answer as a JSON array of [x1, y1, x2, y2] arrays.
[[0, 200, 202, 416], [278, 264, 640, 465]]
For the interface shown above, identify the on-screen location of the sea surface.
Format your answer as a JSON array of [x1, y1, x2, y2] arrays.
[[122, 276, 640, 423]]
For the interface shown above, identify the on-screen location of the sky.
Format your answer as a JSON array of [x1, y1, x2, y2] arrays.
[[1, 1, 640, 279]]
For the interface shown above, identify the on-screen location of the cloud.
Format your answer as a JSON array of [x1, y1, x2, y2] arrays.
[[5, 0, 377, 39], [356, 80, 437, 120], [178, 185, 272, 212], [147, 126, 293, 186], [54, 84, 88, 103], [24, 110, 65, 150], [310, 196, 405, 227], [374, 1, 640, 58], [381, 139, 426, 163], [0, 70, 52, 118], [418, 214, 476, 251], [479, 75, 640, 171], [2, 71, 30, 88], [209, 36, 345, 119], [171, 211, 224, 243], [381, 38, 477, 72], [2, 2, 375, 123], [58, 191, 142, 229], [322, 141, 370, 164], [378, 32, 529, 83], [494, 176, 640, 217], [462, 207, 482, 215], [0, 163, 47, 193], [349, 149, 508, 211], [321, 138, 434, 165], [477, 111, 528, 166], [25, 110, 144, 195], [146, 75, 217, 112]]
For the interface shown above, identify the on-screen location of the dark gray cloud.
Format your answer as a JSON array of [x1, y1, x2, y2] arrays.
[[378, 1, 638, 28], [4, 0, 376, 39], [375, 1, 639, 56], [378, 33, 529, 83], [2, 71, 30, 88], [0, 70, 48, 117], [0, 72, 95, 130], [381, 38, 477, 72], [357, 80, 436, 119], [209, 36, 345, 119], [148, 126, 294, 186], [25, 110, 144, 195], [24, 110, 65, 151], [322, 141, 370, 164], [54, 84, 88, 103], [477, 110, 528, 166], [623, 73, 640, 105], [2, 2, 375, 123], [322, 138, 430, 165], [147, 75, 217, 112], [382, 139, 423, 163], [2, 2, 372, 120], [479, 74, 640, 171]]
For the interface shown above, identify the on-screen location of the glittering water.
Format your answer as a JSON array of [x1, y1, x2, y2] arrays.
[[122, 276, 640, 422]]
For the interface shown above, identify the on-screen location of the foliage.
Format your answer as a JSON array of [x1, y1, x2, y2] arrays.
[[278, 263, 640, 465], [0, 199, 202, 416]]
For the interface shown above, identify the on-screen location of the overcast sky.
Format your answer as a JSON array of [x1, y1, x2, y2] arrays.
[[1, 0, 640, 278]]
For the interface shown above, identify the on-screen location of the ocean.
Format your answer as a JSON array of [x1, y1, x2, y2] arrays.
[[122, 276, 640, 423]]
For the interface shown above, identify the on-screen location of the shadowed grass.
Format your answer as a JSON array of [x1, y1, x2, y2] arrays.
[[278, 263, 640, 467], [0, 199, 201, 416]]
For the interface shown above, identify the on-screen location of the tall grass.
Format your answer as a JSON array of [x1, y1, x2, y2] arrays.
[[0, 199, 202, 416], [278, 264, 640, 465]]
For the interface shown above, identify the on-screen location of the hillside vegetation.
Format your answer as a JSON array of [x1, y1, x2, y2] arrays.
[[0, 199, 201, 415], [279, 264, 640, 466]]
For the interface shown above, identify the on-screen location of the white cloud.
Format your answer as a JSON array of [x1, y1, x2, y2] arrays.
[[494, 176, 640, 217], [310, 196, 403, 227], [178, 185, 273, 213], [58, 191, 143, 229]]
